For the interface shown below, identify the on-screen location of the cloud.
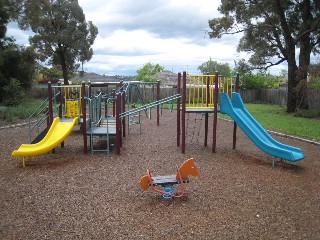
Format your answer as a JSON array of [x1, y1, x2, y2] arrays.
[[6, 23, 32, 45], [82, 0, 218, 41], [6, 0, 286, 76], [77, 0, 231, 74]]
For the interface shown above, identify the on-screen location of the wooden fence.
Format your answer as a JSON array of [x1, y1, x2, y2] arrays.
[[239, 89, 320, 109], [32, 85, 320, 109], [159, 87, 320, 109]]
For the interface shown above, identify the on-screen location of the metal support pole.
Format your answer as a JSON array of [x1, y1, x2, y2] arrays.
[[81, 81, 88, 154], [58, 82, 63, 119], [272, 157, 276, 167], [116, 93, 121, 154], [212, 71, 219, 153], [112, 89, 116, 117], [48, 81, 54, 126], [47, 81, 56, 154], [181, 71, 187, 154], [206, 74, 210, 107], [204, 113, 208, 147], [57, 83, 64, 148], [205, 74, 210, 147]]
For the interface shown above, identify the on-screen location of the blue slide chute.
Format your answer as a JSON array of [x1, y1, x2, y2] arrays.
[[219, 92, 304, 162]]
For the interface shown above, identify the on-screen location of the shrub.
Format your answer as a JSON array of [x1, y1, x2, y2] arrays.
[[308, 76, 320, 89], [240, 72, 281, 89], [3, 78, 25, 106]]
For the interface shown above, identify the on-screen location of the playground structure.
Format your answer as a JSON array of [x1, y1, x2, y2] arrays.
[[140, 158, 199, 199], [11, 79, 180, 166], [177, 71, 304, 165], [177, 71, 238, 154], [11, 70, 304, 167]]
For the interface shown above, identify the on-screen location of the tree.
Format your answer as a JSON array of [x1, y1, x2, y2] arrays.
[[18, 0, 98, 85], [233, 59, 252, 76], [198, 58, 232, 76], [135, 62, 164, 82], [0, 37, 36, 104], [0, 1, 36, 105], [0, 0, 10, 38], [208, 1, 320, 112], [39, 66, 62, 81]]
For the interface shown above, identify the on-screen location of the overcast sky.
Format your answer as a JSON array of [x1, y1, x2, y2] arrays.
[[7, 0, 286, 76]]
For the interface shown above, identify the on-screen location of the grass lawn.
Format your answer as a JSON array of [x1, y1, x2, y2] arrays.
[[1, 99, 319, 141], [220, 103, 320, 141], [161, 102, 319, 141], [0, 98, 44, 122]]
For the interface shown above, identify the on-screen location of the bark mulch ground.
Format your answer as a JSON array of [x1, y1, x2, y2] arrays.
[[1, 109, 319, 239]]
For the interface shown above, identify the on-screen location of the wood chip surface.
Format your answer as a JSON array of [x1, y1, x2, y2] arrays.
[[1, 109, 319, 239]]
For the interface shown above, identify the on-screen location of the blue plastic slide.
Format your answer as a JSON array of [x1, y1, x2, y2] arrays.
[[219, 92, 304, 162]]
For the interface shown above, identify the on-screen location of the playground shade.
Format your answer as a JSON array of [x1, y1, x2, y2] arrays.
[[219, 92, 304, 162], [11, 117, 78, 157]]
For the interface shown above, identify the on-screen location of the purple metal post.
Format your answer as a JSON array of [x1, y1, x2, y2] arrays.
[[58, 82, 62, 118], [115, 93, 121, 154], [57, 82, 64, 148], [177, 73, 181, 147], [48, 81, 54, 126], [81, 81, 88, 154], [212, 72, 219, 153], [47, 81, 55, 153], [205, 74, 210, 147], [181, 71, 187, 154], [112, 89, 116, 117]]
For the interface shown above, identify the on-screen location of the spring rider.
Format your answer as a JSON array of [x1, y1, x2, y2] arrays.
[[139, 158, 198, 199]]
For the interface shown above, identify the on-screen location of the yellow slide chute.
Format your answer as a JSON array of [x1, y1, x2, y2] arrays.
[[12, 117, 78, 166]]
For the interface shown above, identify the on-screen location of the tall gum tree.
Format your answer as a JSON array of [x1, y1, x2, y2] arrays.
[[208, 0, 320, 112], [18, 0, 98, 85]]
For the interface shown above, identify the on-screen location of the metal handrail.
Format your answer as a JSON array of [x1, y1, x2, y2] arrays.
[[27, 91, 61, 143], [120, 94, 181, 118]]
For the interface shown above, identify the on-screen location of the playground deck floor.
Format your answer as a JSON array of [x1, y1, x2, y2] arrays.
[[1, 109, 319, 239]]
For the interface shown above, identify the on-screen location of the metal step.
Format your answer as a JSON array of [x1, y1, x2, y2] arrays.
[[31, 127, 49, 144]]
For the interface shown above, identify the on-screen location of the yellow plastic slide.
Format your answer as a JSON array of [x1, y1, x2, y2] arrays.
[[12, 117, 78, 158]]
